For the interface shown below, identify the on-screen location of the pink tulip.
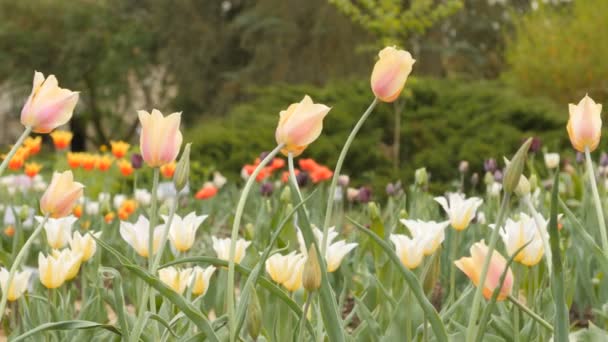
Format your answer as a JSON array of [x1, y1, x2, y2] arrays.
[[370, 47, 415, 102], [138, 109, 183, 168], [454, 241, 513, 301], [40, 171, 84, 218], [21, 72, 79, 133], [567, 95, 602, 153], [275, 95, 330, 156]]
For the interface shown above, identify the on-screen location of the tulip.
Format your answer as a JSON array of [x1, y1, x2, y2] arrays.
[[96, 155, 113, 172], [544, 153, 560, 170], [0, 268, 31, 301], [134, 189, 151, 206], [67, 152, 83, 169], [81, 154, 96, 171], [302, 244, 322, 291], [370, 46, 415, 102], [492, 213, 546, 267], [298, 227, 357, 272], [434, 193, 483, 231], [138, 109, 183, 168], [120, 215, 163, 258], [38, 252, 69, 289], [160, 162, 176, 179], [118, 159, 134, 177], [110, 140, 130, 159], [399, 219, 448, 256], [275, 95, 331, 157], [38, 215, 77, 249], [195, 182, 218, 200], [52, 248, 82, 281], [212, 172, 227, 189], [212, 236, 251, 264], [265, 251, 305, 286], [190, 266, 216, 296], [23, 136, 42, 155], [165, 212, 208, 252], [454, 241, 514, 301], [70, 231, 101, 262], [49, 130, 73, 150], [20, 71, 79, 133], [390, 234, 425, 269], [158, 267, 193, 295], [24, 162, 42, 178], [567, 95, 602, 153], [40, 171, 84, 218], [282, 256, 305, 292]]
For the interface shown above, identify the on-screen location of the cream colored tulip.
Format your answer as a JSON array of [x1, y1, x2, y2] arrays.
[[38, 215, 77, 249], [275, 95, 331, 157], [282, 256, 305, 292], [159, 267, 193, 295], [70, 231, 101, 262], [390, 234, 424, 269], [190, 266, 216, 296], [138, 109, 183, 167], [434, 193, 483, 231], [399, 219, 448, 256], [0, 267, 32, 301], [492, 213, 546, 267], [20, 71, 79, 133], [40, 171, 84, 218], [567, 95, 602, 153], [120, 215, 163, 258], [212, 237, 251, 264], [52, 248, 82, 281], [38, 252, 69, 289], [265, 251, 305, 286], [297, 227, 357, 272], [165, 212, 208, 252], [544, 153, 560, 170], [370, 46, 416, 102]]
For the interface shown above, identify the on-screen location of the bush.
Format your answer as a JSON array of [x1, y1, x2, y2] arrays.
[[186, 77, 566, 191]]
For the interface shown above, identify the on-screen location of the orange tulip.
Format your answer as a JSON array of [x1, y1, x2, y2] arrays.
[[104, 212, 115, 224], [23, 136, 42, 155], [7, 153, 25, 171], [298, 158, 319, 172], [120, 199, 138, 215], [195, 183, 218, 200], [73, 205, 83, 218], [67, 152, 83, 169], [110, 140, 130, 159], [96, 155, 113, 171], [138, 109, 183, 168], [370, 46, 415, 102], [24, 162, 42, 178], [567, 94, 602, 153], [455, 241, 514, 301], [160, 161, 176, 179], [20, 71, 79, 133], [310, 166, 333, 183], [270, 158, 285, 170], [50, 131, 73, 150], [117, 159, 134, 177], [81, 154, 97, 171], [40, 171, 84, 218]]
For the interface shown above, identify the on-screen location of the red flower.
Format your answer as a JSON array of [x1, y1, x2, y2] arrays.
[[196, 183, 218, 200]]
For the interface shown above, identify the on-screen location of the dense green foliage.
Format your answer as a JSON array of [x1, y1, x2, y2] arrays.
[[187, 77, 566, 190]]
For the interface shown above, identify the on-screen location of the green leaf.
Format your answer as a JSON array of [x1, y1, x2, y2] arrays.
[[549, 172, 569, 341], [99, 267, 130, 341], [12, 320, 121, 342], [348, 216, 448, 342]]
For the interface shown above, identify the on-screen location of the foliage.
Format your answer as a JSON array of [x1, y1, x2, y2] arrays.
[[186, 77, 564, 191], [504, 0, 608, 104]]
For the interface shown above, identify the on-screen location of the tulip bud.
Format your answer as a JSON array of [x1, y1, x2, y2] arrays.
[[567, 95, 602, 153], [503, 138, 532, 194], [302, 244, 322, 292], [515, 175, 530, 197], [458, 160, 469, 174], [173, 143, 191, 192], [131, 153, 144, 169], [414, 167, 428, 186], [247, 285, 262, 340], [368, 202, 381, 222], [138, 109, 183, 168], [483, 172, 494, 186], [18, 205, 30, 221], [399, 209, 408, 220], [370, 46, 416, 102], [280, 187, 292, 203], [529, 174, 539, 193]]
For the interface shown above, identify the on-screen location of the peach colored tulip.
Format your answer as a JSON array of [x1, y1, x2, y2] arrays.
[[567, 95, 602, 152], [40, 171, 84, 218], [455, 241, 513, 301], [138, 109, 183, 167], [21, 71, 79, 133], [370, 47, 415, 102], [275, 95, 331, 157]]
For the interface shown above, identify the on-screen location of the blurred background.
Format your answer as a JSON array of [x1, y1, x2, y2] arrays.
[[0, 0, 606, 190]]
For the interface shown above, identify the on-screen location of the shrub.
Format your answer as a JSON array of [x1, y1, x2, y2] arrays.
[[186, 77, 565, 191]]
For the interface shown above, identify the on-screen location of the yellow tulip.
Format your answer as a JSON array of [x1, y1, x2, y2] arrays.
[[370, 46, 415, 102], [38, 252, 68, 289], [0, 268, 32, 301], [434, 193, 483, 231], [138, 109, 183, 167], [190, 266, 216, 296], [20, 71, 79, 133], [212, 236, 251, 264], [275, 95, 331, 157], [454, 241, 513, 301], [158, 267, 193, 295], [70, 231, 101, 262], [390, 234, 424, 269], [165, 212, 207, 252], [567, 94, 602, 153], [40, 171, 84, 218], [52, 249, 82, 281], [38, 215, 77, 249]]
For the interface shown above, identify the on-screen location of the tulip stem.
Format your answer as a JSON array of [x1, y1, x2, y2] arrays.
[[466, 191, 511, 342], [507, 295, 553, 332], [226, 143, 284, 342], [297, 292, 315, 342], [148, 168, 160, 272], [321, 97, 378, 255], [0, 126, 32, 178], [288, 153, 304, 202], [584, 148, 608, 254], [447, 231, 460, 305], [0, 213, 49, 325]]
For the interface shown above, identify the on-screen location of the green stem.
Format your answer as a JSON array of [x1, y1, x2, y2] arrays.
[[513, 265, 520, 342], [466, 191, 511, 342], [297, 293, 314, 342], [321, 97, 378, 255], [151, 194, 179, 273], [507, 295, 553, 332], [0, 126, 32, 178], [0, 213, 48, 325], [584, 147, 608, 254], [226, 144, 283, 342], [148, 168, 160, 271], [447, 231, 460, 305], [288, 153, 304, 202]]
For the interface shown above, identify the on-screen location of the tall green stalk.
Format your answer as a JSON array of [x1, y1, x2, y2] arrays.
[[226, 144, 283, 342], [321, 97, 378, 255], [466, 191, 511, 341], [584, 147, 608, 254], [0, 126, 32, 177], [0, 213, 48, 325]]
